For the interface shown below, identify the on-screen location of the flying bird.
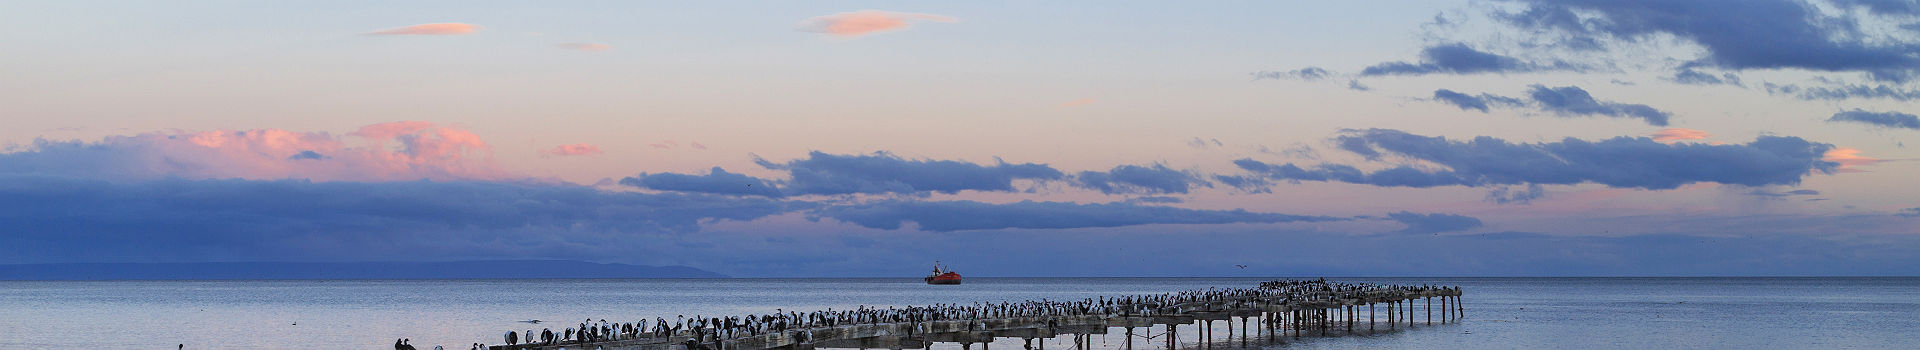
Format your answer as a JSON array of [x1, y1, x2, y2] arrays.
[[1234, 264, 1247, 269]]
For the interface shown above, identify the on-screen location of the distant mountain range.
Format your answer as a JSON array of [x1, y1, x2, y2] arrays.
[[0, 260, 727, 280]]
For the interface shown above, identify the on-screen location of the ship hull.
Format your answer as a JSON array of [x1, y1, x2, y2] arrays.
[[924, 273, 962, 285]]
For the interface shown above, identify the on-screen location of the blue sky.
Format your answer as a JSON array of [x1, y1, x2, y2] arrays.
[[1, 0, 1917, 277]]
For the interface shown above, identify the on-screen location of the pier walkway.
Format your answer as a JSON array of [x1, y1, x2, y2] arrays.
[[480, 280, 1463, 350]]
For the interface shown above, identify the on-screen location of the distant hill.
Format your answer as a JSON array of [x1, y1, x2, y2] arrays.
[[0, 260, 727, 280]]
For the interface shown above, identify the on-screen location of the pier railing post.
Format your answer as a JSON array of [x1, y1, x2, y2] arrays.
[[1165, 324, 1175, 350], [1345, 305, 1353, 334], [1456, 292, 1464, 320]]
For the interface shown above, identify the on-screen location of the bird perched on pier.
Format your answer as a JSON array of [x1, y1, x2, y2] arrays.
[[420, 279, 1459, 348]]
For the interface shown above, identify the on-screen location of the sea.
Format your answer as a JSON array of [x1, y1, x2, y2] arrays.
[[1, 277, 1916, 349]]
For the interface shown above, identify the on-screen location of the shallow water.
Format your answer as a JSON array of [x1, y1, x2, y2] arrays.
[[1, 277, 1915, 349]]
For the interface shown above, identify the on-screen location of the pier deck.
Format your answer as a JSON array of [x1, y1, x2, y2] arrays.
[[482, 280, 1463, 350]]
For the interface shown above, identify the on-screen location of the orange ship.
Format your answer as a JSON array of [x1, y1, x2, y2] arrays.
[[924, 261, 961, 285]]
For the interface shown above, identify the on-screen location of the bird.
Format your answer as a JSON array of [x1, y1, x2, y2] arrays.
[[1234, 264, 1247, 269]]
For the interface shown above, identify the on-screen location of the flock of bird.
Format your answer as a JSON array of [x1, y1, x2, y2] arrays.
[[446, 279, 1456, 350]]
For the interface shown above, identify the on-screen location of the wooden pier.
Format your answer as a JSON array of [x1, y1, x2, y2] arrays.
[[481, 280, 1463, 350]]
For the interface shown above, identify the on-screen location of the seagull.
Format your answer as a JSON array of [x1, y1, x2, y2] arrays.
[[1234, 265, 1247, 269]]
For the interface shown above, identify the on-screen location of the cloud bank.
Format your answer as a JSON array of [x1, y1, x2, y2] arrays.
[[1073, 164, 1210, 195], [814, 200, 1344, 232], [1230, 129, 1837, 190], [623, 167, 786, 198], [0, 122, 505, 182], [1386, 211, 1485, 234], [626, 151, 1063, 197], [765, 151, 1061, 196], [1360, 43, 1586, 76], [1497, 0, 1920, 78], [0, 175, 791, 263]]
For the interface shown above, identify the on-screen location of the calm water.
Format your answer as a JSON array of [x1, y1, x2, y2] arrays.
[[1, 278, 1916, 349]]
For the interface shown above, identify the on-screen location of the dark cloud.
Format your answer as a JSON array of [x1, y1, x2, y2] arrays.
[[1252, 67, 1334, 81], [0, 175, 794, 264], [1433, 89, 1490, 112], [1073, 164, 1210, 194], [1746, 188, 1822, 199], [1211, 174, 1273, 194], [756, 151, 1064, 196], [1487, 184, 1547, 204], [1498, 0, 1920, 77], [813, 200, 1344, 232], [621, 167, 786, 197], [1429, 85, 1672, 126], [1230, 129, 1838, 190], [1899, 208, 1920, 217], [629, 152, 1065, 197], [287, 150, 327, 160], [1767, 83, 1920, 101], [1359, 43, 1586, 76], [1827, 109, 1920, 130], [1346, 80, 1372, 91], [1670, 69, 1745, 87], [1432, 89, 1525, 112], [1527, 85, 1672, 126], [1386, 211, 1484, 234], [1867, 69, 1916, 83], [1129, 196, 1184, 204]]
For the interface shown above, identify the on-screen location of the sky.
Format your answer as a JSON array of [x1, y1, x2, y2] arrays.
[[2, 0, 1918, 277]]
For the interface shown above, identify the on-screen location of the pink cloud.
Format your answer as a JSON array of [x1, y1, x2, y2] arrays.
[[650, 140, 679, 149], [6, 122, 508, 182], [557, 43, 612, 51], [1060, 98, 1098, 107], [690, 142, 708, 150], [1650, 128, 1710, 143], [543, 143, 604, 157], [366, 23, 482, 36], [798, 10, 958, 37], [1823, 147, 1885, 173]]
